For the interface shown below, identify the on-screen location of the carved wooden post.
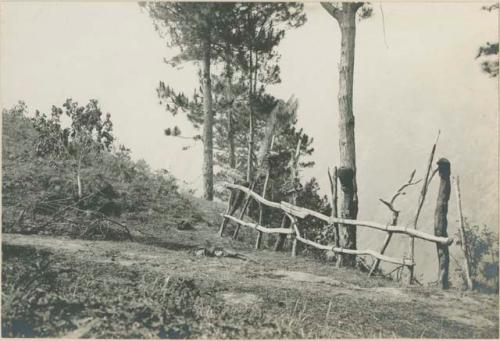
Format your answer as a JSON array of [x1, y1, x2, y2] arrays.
[[336, 166, 357, 267], [435, 158, 451, 289]]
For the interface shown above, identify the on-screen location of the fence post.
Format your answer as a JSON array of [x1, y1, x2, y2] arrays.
[[328, 167, 340, 247], [219, 180, 249, 237], [291, 231, 298, 257], [255, 204, 264, 249], [274, 215, 289, 251], [454, 176, 474, 290], [435, 158, 451, 289], [255, 168, 271, 249]]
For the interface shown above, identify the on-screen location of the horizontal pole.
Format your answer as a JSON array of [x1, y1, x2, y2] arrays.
[[222, 182, 453, 246], [222, 214, 293, 235], [287, 219, 414, 267], [295, 234, 413, 266]]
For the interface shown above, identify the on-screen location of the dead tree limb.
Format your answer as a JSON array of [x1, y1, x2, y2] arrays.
[[454, 175, 474, 290], [218, 179, 249, 236], [255, 136, 275, 249], [406, 131, 440, 284], [274, 137, 301, 252], [369, 170, 421, 277], [232, 182, 257, 239], [223, 182, 453, 245], [233, 99, 293, 240], [255, 168, 270, 249], [291, 217, 414, 266]]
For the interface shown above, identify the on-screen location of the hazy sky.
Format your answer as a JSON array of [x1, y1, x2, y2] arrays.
[[1, 2, 498, 279]]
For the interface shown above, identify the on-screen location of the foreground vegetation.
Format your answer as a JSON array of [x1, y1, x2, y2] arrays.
[[3, 231, 498, 339]]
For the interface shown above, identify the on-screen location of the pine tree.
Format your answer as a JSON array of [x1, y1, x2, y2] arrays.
[[321, 2, 372, 267], [142, 2, 236, 200]]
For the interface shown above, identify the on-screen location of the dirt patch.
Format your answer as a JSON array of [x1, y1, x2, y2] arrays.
[[222, 292, 263, 306], [437, 306, 496, 328], [270, 270, 343, 286]]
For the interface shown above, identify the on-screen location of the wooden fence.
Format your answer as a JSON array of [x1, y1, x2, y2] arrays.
[[219, 182, 453, 271]]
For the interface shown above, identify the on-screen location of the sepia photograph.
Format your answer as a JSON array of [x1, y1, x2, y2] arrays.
[[1, 0, 498, 338]]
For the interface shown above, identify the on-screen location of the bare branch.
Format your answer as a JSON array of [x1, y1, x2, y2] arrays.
[[352, 2, 365, 11], [321, 2, 340, 19]]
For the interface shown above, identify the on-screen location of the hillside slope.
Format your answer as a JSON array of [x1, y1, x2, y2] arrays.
[[3, 213, 498, 339]]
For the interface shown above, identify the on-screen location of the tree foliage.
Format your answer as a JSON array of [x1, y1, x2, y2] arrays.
[[476, 4, 498, 77], [454, 219, 499, 292], [2, 102, 201, 240]]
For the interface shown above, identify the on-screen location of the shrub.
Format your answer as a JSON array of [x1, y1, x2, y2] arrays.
[[454, 219, 499, 292]]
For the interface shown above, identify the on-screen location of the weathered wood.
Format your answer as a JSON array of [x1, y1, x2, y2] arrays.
[[273, 215, 289, 251], [255, 135, 276, 250], [232, 181, 258, 239], [274, 137, 302, 252], [370, 171, 421, 277], [222, 182, 454, 245], [291, 219, 413, 267], [222, 215, 292, 235], [435, 158, 451, 289], [454, 176, 474, 290], [255, 169, 271, 249], [218, 180, 249, 236], [407, 131, 440, 283], [336, 167, 357, 267], [369, 233, 393, 276], [291, 233, 298, 257], [328, 167, 340, 248], [287, 214, 299, 257]]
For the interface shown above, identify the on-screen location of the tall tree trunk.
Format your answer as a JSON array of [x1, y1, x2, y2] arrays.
[[335, 5, 359, 267], [246, 51, 254, 182], [247, 110, 254, 182], [336, 166, 357, 267], [228, 111, 236, 169], [202, 38, 214, 200], [435, 158, 451, 289], [224, 52, 236, 169]]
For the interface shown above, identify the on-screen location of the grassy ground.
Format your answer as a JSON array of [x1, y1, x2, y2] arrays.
[[2, 198, 498, 339]]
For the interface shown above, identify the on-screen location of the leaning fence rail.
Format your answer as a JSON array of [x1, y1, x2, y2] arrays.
[[224, 182, 452, 245], [219, 181, 453, 273]]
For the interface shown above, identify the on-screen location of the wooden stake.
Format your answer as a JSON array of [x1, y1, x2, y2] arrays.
[[328, 167, 340, 247], [232, 183, 256, 239], [407, 131, 440, 284], [255, 168, 271, 249], [274, 137, 302, 252], [454, 176, 474, 290], [219, 180, 249, 237]]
